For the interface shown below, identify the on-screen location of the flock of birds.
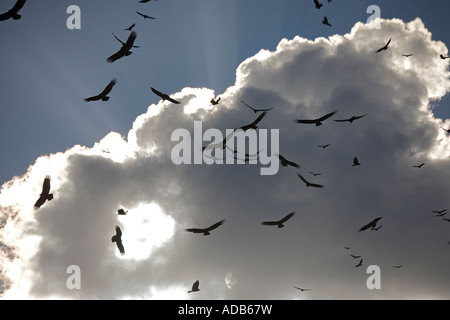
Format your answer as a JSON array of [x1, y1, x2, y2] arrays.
[[3, 0, 449, 297]]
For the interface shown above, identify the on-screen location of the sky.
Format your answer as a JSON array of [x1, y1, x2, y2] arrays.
[[0, 0, 450, 300]]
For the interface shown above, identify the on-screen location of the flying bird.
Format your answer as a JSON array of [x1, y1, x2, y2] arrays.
[[0, 0, 27, 21], [237, 111, 267, 131], [318, 144, 330, 149], [297, 173, 323, 188], [241, 100, 274, 113], [124, 23, 135, 31], [136, 11, 155, 19], [432, 209, 447, 214], [139, 0, 153, 2], [435, 212, 447, 217], [111, 226, 125, 255], [322, 16, 332, 26], [352, 157, 361, 167], [392, 265, 403, 269], [334, 114, 367, 123], [117, 209, 128, 215], [355, 259, 363, 268], [188, 280, 200, 293], [413, 163, 425, 168], [375, 38, 392, 52], [186, 219, 225, 235], [441, 127, 450, 134], [151, 87, 180, 104], [401, 53, 413, 57], [210, 97, 221, 105], [106, 31, 137, 63], [277, 154, 300, 169], [84, 79, 117, 102], [350, 254, 361, 259], [313, 0, 323, 9], [442, 218, 450, 222], [34, 175, 54, 209], [344, 247, 351, 250], [309, 171, 321, 177], [293, 286, 312, 292], [295, 110, 337, 126], [262, 211, 295, 228], [359, 217, 382, 232], [440, 54, 450, 60]]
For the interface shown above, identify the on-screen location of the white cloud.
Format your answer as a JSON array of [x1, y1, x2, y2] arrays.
[[1, 17, 450, 299]]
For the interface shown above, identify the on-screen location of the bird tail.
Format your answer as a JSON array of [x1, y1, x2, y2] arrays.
[[102, 97, 110, 101], [203, 231, 210, 236], [111, 235, 117, 243], [47, 193, 54, 201], [13, 14, 22, 20]]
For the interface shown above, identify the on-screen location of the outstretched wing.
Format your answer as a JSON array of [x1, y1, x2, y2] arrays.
[[116, 240, 125, 254], [206, 219, 225, 232], [250, 111, 267, 126], [295, 119, 316, 124], [34, 195, 47, 209], [115, 225, 122, 238], [297, 173, 308, 184], [185, 228, 206, 234], [279, 211, 295, 224], [261, 220, 279, 226], [123, 31, 137, 50], [112, 32, 125, 45], [317, 110, 337, 122], [0, 0, 26, 21], [99, 79, 117, 96], [106, 47, 125, 63], [166, 96, 181, 104]]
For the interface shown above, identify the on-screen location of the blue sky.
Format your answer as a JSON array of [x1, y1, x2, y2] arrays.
[[0, 0, 450, 300]]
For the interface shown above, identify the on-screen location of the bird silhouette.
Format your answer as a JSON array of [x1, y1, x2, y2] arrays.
[[186, 220, 225, 235], [106, 31, 137, 63], [355, 258, 363, 268], [318, 144, 330, 149], [309, 171, 322, 177], [188, 280, 200, 293], [297, 173, 323, 188], [344, 247, 351, 250], [0, 0, 27, 21], [441, 127, 450, 134], [262, 211, 295, 228], [237, 111, 267, 131], [295, 110, 337, 126], [210, 97, 221, 105], [124, 23, 135, 31], [392, 265, 403, 269], [432, 209, 447, 214], [440, 54, 450, 60], [413, 163, 425, 168], [334, 114, 367, 123], [84, 79, 117, 102], [241, 100, 274, 113], [313, 0, 323, 9], [117, 209, 128, 215], [151, 87, 180, 104], [443, 218, 450, 222], [350, 254, 361, 259], [34, 175, 54, 209], [322, 16, 332, 26], [401, 53, 413, 57], [375, 38, 391, 52], [136, 11, 155, 19], [139, 0, 153, 2], [293, 286, 312, 292], [111, 225, 125, 255], [359, 217, 382, 232], [352, 157, 361, 167], [435, 212, 447, 217], [277, 154, 300, 169]]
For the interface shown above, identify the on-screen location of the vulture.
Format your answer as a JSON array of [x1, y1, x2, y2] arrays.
[[295, 110, 337, 126], [262, 211, 295, 228], [313, 0, 323, 9], [136, 11, 155, 19], [151, 87, 180, 104], [117, 209, 128, 215], [210, 97, 221, 105], [359, 217, 382, 232], [375, 38, 392, 52], [355, 258, 363, 268], [34, 175, 54, 209], [186, 219, 225, 235], [0, 0, 27, 21], [188, 280, 200, 293], [297, 173, 323, 188], [277, 154, 300, 169], [111, 225, 125, 255], [322, 16, 332, 26], [334, 114, 367, 123], [352, 157, 361, 167], [84, 79, 117, 102], [293, 286, 312, 292], [241, 100, 273, 113], [106, 31, 137, 63], [413, 163, 425, 168]]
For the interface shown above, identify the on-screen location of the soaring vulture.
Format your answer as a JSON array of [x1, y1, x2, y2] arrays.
[[111, 225, 125, 255], [186, 219, 225, 235], [84, 79, 117, 102], [34, 175, 54, 209], [262, 211, 295, 228]]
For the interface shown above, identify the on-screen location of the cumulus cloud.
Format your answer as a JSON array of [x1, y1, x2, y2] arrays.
[[1, 17, 450, 299]]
